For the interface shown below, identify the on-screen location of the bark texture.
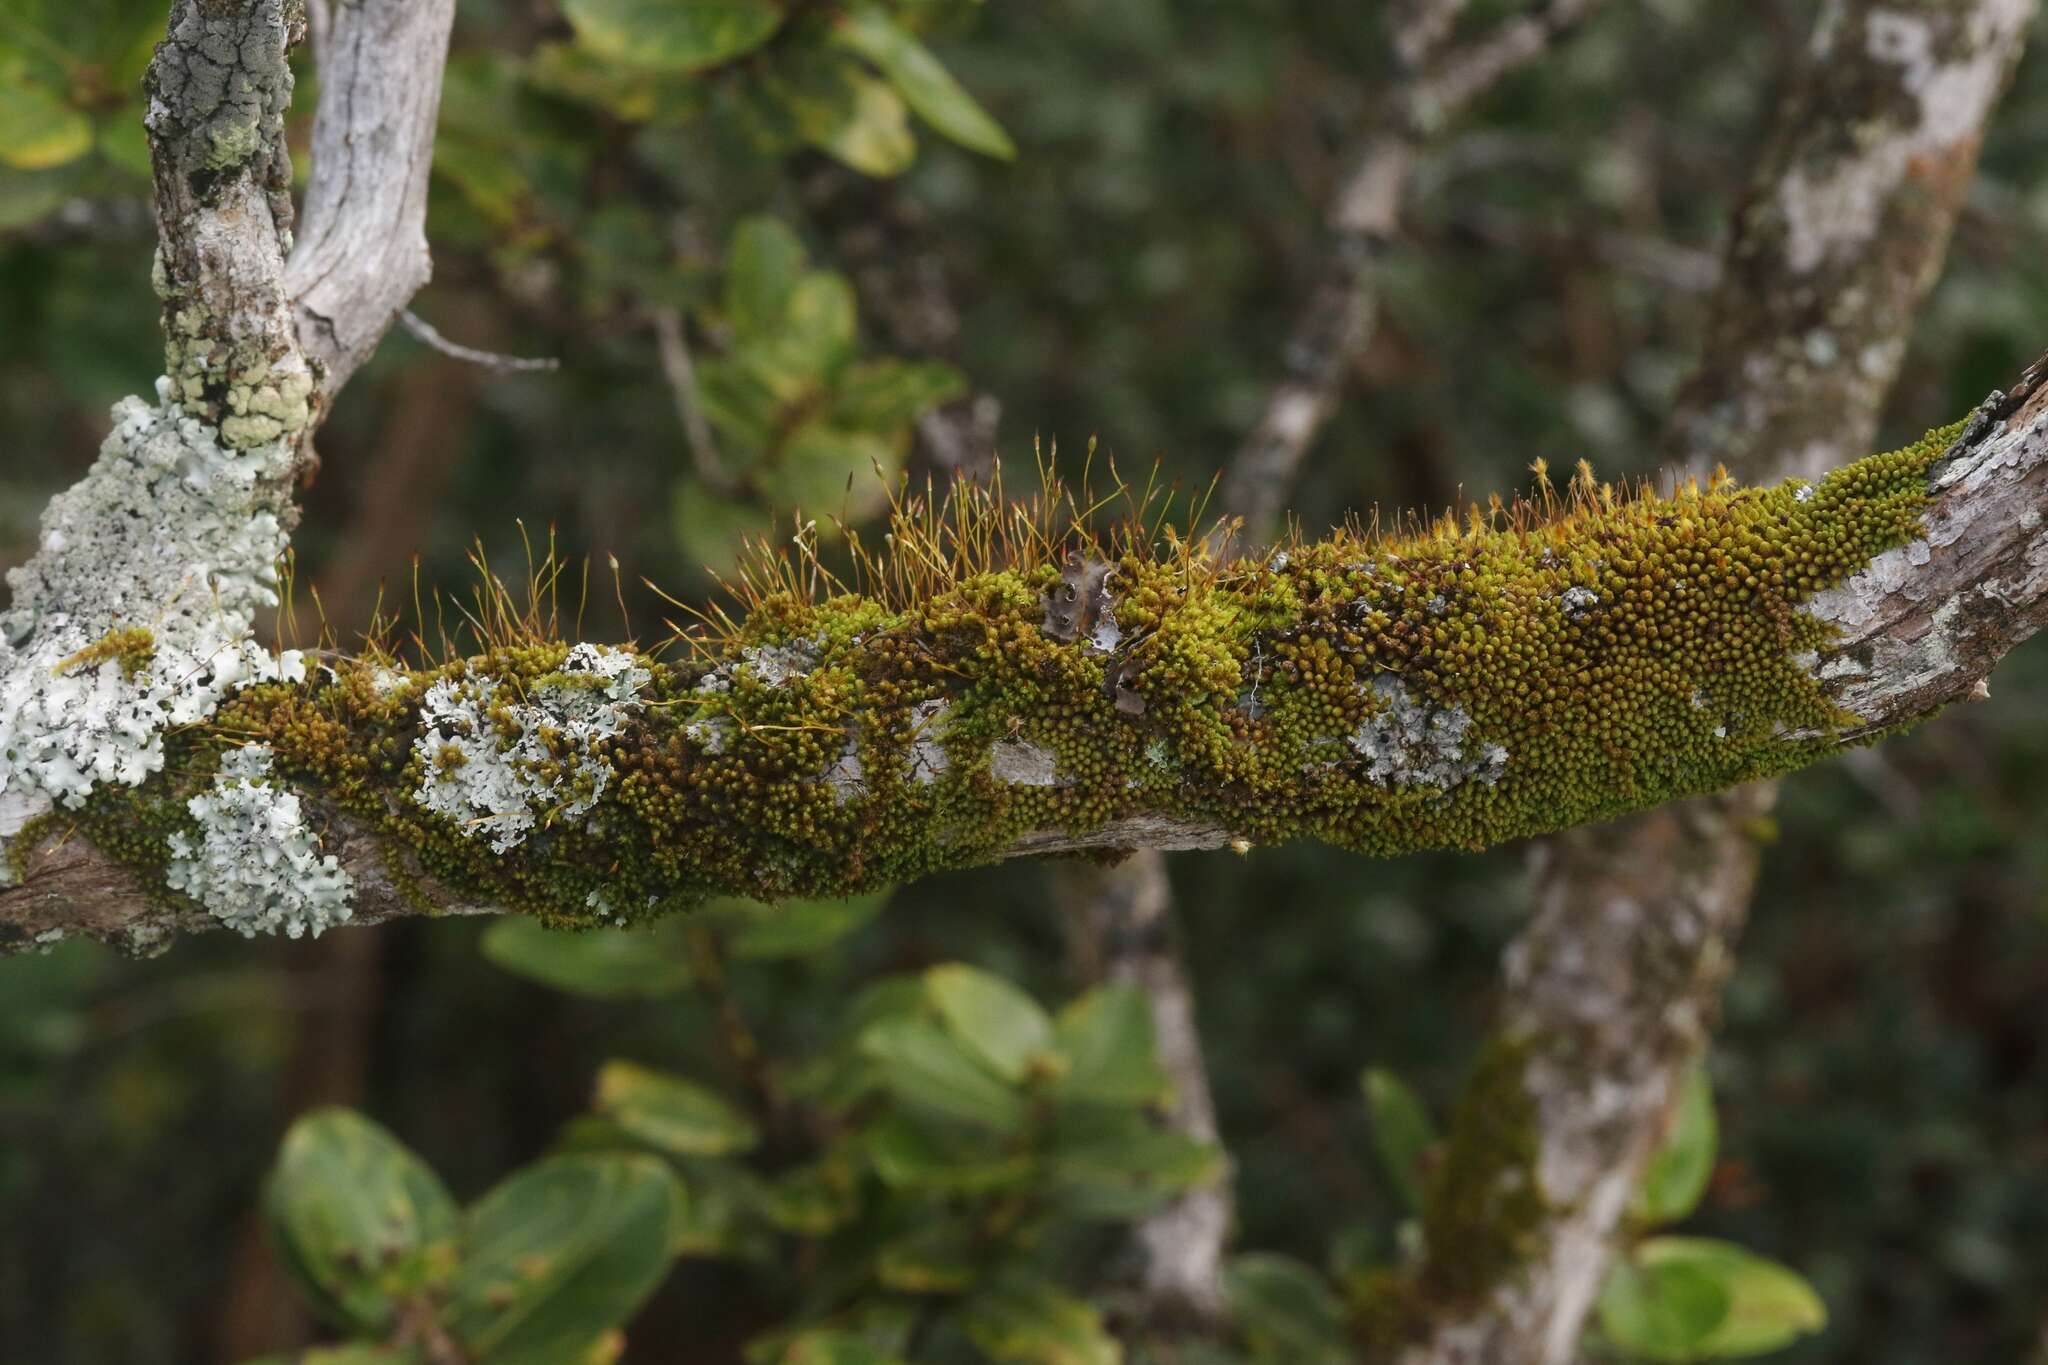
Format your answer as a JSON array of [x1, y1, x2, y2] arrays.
[[1669, 0, 2036, 481], [145, 0, 312, 448], [1395, 3, 2038, 1360], [286, 0, 457, 403]]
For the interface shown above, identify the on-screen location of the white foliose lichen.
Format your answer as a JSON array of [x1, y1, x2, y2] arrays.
[[411, 643, 650, 852], [1, 392, 308, 878], [165, 744, 354, 939], [1348, 676, 1508, 790]]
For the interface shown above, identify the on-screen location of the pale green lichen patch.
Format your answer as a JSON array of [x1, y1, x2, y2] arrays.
[[1, 393, 305, 835], [412, 642, 650, 852], [166, 744, 353, 939]]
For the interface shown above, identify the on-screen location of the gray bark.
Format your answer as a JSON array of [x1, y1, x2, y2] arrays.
[[286, 0, 457, 403]]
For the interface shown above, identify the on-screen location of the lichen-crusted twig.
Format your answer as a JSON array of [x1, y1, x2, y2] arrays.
[[1218, 0, 1612, 547], [7, 390, 2048, 954], [145, 0, 312, 447], [1384, 3, 2038, 1360]]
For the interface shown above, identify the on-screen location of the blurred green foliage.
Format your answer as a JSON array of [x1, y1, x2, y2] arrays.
[[7, 0, 2048, 1362]]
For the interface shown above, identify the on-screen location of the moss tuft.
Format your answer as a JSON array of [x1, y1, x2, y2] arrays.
[[52, 626, 157, 681], [1346, 1035, 1545, 1353]]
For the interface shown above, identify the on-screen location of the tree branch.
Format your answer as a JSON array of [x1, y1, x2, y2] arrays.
[[7, 367, 2048, 955], [1219, 0, 1612, 547], [144, 0, 312, 447], [1390, 3, 2038, 1359], [285, 0, 457, 404]]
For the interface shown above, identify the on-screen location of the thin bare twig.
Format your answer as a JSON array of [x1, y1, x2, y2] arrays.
[[399, 310, 560, 374], [650, 306, 737, 493]]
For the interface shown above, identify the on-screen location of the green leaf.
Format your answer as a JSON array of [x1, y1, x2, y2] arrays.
[[863, 1112, 1034, 1192], [1635, 1061, 1718, 1226], [1361, 1068, 1435, 1215], [1053, 985, 1169, 1106], [481, 918, 693, 999], [1596, 1254, 1732, 1362], [562, 0, 783, 74], [825, 359, 965, 434], [264, 1108, 459, 1334], [961, 1272, 1121, 1365], [1220, 1252, 1351, 1358], [593, 1060, 760, 1158], [662, 1156, 774, 1259], [0, 78, 91, 171], [758, 1152, 861, 1235], [775, 421, 899, 517], [769, 53, 916, 178], [694, 358, 784, 453], [833, 6, 1015, 160], [860, 1014, 1026, 1130], [1224, 1254, 1348, 1363], [875, 1221, 975, 1293], [302, 1349, 423, 1365], [1637, 1238, 1828, 1357], [771, 1330, 908, 1365], [729, 892, 889, 958], [779, 272, 860, 378], [95, 112, 149, 179], [924, 963, 1054, 1084], [445, 1154, 682, 1365], [817, 67, 916, 177], [725, 216, 809, 340], [1046, 1107, 1222, 1220], [673, 482, 768, 576]]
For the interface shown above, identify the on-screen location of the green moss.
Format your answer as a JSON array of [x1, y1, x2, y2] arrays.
[[86, 425, 1959, 926], [1345, 1035, 1545, 1354], [52, 625, 156, 680], [1415, 1035, 1546, 1302]]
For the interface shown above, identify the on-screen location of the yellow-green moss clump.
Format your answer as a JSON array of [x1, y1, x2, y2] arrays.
[[53, 625, 156, 680], [87, 425, 1957, 928], [1347, 1035, 1545, 1350]]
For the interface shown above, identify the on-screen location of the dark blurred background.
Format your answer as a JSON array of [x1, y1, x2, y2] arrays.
[[6, 0, 2048, 1361]]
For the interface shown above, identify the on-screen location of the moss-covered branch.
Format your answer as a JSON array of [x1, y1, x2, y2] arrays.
[[9, 362, 2048, 954]]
